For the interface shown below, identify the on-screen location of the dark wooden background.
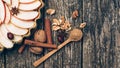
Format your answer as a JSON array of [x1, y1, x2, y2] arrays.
[[0, 0, 120, 68]]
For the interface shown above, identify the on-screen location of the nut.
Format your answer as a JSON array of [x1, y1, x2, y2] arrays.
[[52, 18, 61, 26], [52, 26, 60, 31], [80, 22, 86, 28], [31, 30, 46, 54], [72, 10, 79, 18], [34, 30, 46, 42], [61, 21, 71, 30], [29, 47, 43, 54], [46, 9, 55, 15]]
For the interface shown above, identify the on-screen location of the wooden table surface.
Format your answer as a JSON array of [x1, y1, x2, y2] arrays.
[[0, 0, 120, 68]]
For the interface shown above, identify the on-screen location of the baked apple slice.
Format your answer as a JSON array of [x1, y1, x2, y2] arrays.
[[0, 0, 6, 23], [0, 27, 14, 49], [11, 0, 19, 8], [11, 16, 36, 28], [3, 0, 12, 5], [19, 0, 35, 4], [0, 24, 23, 42], [5, 23, 29, 35], [4, 4, 11, 24], [14, 11, 39, 21], [19, 0, 41, 11]]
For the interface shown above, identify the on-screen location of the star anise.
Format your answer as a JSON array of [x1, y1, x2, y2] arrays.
[[11, 7, 19, 15]]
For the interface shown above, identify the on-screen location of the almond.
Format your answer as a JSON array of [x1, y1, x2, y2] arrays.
[[46, 9, 55, 15], [80, 22, 86, 28]]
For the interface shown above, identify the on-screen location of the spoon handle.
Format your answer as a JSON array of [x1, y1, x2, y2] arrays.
[[33, 39, 71, 67]]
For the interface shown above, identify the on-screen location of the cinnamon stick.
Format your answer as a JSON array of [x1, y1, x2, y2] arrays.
[[18, 45, 25, 53], [24, 39, 57, 49], [45, 18, 53, 50]]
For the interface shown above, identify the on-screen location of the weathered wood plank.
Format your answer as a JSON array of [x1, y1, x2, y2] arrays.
[[44, 0, 83, 68], [0, 53, 5, 68], [83, 0, 120, 68], [44, 0, 65, 68]]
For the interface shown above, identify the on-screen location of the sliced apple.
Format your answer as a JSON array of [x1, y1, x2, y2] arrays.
[[19, 0, 41, 11], [14, 11, 39, 21], [0, 26, 14, 49], [5, 23, 29, 35], [0, 0, 6, 23], [19, 0, 35, 4], [11, 0, 19, 8], [12, 35, 23, 43], [4, 4, 11, 24], [11, 16, 36, 28], [0, 24, 23, 42], [3, 0, 12, 5]]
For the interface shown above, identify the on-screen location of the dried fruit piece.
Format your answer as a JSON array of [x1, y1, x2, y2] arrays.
[[80, 22, 86, 28], [72, 10, 79, 18], [7, 32, 14, 40], [46, 9, 55, 15], [57, 29, 67, 43]]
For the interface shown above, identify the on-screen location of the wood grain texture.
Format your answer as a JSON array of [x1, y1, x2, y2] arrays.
[[0, 0, 119, 68], [44, 0, 83, 68], [83, 0, 120, 68], [0, 53, 5, 68]]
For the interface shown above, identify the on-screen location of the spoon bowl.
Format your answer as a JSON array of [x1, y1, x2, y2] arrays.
[[69, 29, 83, 41]]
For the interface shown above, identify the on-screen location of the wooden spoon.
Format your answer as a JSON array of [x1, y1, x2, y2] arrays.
[[33, 28, 83, 67]]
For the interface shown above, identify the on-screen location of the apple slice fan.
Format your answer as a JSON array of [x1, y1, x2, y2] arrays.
[[0, 0, 44, 52]]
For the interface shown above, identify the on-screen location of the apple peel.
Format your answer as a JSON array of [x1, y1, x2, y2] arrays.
[[4, 4, 11, 24], [14, 11, 39, 21], [5, 23, 29, 35], [19, 1, 42, 11], [11, 16, 36, 28], [19, 0, 35, 4]]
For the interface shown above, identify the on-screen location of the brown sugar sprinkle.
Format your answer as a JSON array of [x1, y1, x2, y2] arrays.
[[72, 10, 79, 18]]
